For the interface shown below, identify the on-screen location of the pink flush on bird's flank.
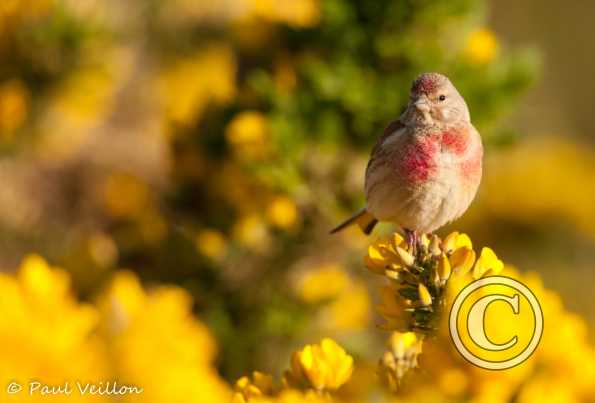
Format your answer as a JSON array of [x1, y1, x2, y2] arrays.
[[440, 128, 469, 155], [460, 146, 483, 180]]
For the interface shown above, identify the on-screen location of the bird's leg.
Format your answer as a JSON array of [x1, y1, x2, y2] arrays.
[[416, 232, 425, 256], [404, 228, 418, 257]]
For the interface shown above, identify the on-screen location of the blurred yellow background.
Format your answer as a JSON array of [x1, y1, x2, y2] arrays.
[[0, 0, 593, 402]]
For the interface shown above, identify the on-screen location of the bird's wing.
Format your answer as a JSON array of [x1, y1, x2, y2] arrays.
[[365, 119, 405, 177]]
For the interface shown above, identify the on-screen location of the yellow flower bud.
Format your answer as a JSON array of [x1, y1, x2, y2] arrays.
[[418, 283, 432, 307], [396, 246, 415, 267], [429, 235, 441, 256], [437, 254, 451, 282]]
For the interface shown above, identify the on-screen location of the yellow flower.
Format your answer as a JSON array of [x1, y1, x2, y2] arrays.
[[0, 255, 107, 402], [442, 231, 476, 276], [438, 368, 468, 397], [387, 331, 421, 359], [246, 0, 320, 28], [157, 45, 236, 126], [465, 28, 499, 64], [87, 232, 119, 268], [196, 229, 227, 260], [103, 173, 150, 218], [226, 111, 269, 159], [472, 247, 504, 279], [475, 137, 595, 240], [378, 331, 423, 392], [442, 231, 473, 254], [267, 196, 298, 229], [97, 271, 231, 403], [376, 284, 408, 330], [233, 214, 270, 251], [0, 79, 28, 140], [226, 111, 268, 144], [363, 233, 409, 275], [449, 246, 476, 276], [248, 389, 332, 403], [326, 282, 371, 331], [234, 371, 274, 401], [287, 338, 353, 391], [297, 264, 349, 303]]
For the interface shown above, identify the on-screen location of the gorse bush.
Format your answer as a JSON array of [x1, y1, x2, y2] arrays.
[[1, 0, 594, 402]]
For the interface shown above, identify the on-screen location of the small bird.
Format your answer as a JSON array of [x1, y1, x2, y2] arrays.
[[331, 72, 483, 249]]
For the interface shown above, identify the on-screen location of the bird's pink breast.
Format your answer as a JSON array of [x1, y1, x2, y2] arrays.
[[398, 127, 476, 184], [399, 136, 440, 183]]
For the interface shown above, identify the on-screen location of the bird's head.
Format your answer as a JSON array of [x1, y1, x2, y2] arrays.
[[403, 73, 470, 126]]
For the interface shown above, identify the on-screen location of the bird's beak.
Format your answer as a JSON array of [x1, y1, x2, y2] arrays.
[[414, 97, 430, 113]]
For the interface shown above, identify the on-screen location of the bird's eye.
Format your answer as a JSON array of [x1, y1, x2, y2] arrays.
[[438, 95, 446, 101]]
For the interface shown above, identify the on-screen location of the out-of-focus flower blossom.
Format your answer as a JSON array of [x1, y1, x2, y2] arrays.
[[226, 111, 268, 145], [241, 0, 320, 28], [0, 254, 107, 402], [226, 111, 269, 159], [437, 367, 468, 397], [471, 138, 595, 239], [196, 229, 228, 260], [465, 28, 499, 64], [233, 371, 275, 402], [297, 265, 370, 331], [297, 264, 349, 303], [325, 281, 370, 331], [97, 271, 231, 403], [87, 232, 119, 268], [267, 196, 298, 229], [103, 173, 150, 218], [233, 214, 270, 251], [0, 0, 53, 34], [0, 254, 233, 403], [157, 45, 236, 127], [0, 79, 28, 141], [137, 210, 168, 244], [274, 58, 298, 93], [243, 389, 332, 403], [378, 331, 423, 392], [285, 338, 353, 392]]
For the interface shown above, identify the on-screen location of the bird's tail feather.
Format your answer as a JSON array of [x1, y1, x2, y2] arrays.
[[330, 208, 378, 235]]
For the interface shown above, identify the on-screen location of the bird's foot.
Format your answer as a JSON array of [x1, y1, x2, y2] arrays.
[[404, 229, 419, 258]]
